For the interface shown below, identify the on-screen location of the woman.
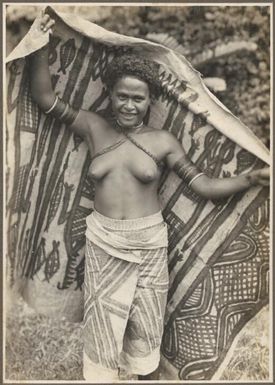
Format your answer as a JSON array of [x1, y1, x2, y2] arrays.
[[30, 13, 270, 382]]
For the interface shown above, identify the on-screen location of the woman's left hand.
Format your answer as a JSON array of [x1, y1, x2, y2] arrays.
[[249, 167, 270, 186]]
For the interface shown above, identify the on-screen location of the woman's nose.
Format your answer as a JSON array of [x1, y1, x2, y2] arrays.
[[124, 98, 134, 110]]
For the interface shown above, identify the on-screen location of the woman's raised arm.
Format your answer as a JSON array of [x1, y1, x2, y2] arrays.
[[29, 13, 95, 139], [30, 43, 56, 111]]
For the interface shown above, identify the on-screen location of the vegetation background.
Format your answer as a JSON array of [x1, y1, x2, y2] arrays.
[[5, 4, 270, 381]]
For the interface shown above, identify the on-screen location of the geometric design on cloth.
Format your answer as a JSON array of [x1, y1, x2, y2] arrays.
[[82, 172, 95, 200], [56, 252, 85, 292], [6, 28, 128, 301], [20, 74, 41, 133], [58, 38, 77, 75], [235, 148, 258, 175], [70, 206, 89, 246], [83, 241, 169, 370], [161, 198, 269, 380], [5, 7, 270, 378], [11, 164, 30, 212]]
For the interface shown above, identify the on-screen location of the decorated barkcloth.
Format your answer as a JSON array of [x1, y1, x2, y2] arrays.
[[86, 210, 168, 263], [6, 6, 270, 380], [83, 211, 169, 379]]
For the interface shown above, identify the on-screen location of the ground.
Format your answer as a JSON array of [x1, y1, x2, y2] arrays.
[[5, 295, 269, 381]]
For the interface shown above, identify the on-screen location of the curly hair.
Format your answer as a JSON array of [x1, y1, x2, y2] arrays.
[[104, 54, 161, 99]]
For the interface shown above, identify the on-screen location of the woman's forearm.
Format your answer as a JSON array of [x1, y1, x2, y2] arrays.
[[171, 151, 269, 200], [191, 170, 267, 200], [29, 45, 55, 110]]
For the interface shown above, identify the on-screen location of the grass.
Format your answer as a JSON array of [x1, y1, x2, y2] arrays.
[[5, 295, 83, 381], [5, 295, 269, 381], [220, 305, 270, 381]]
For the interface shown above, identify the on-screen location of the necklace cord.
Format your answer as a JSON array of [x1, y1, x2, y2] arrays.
[[116, 119, 144, 131]]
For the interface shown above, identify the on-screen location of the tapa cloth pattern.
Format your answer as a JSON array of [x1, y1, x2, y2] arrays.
[[86, 210, 168, 263], [83, 212, 169, 378], [6, 6, 270, 380]]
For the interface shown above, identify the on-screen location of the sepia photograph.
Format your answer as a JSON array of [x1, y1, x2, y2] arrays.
[[4, 2, 271, 382]]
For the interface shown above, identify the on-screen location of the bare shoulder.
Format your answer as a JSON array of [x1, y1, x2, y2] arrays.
[[146, 128, 179, 149], [143, 126, 174, 140], [140, 127, 182, 159]]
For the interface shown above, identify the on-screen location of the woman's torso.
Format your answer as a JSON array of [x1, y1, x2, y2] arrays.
[[86, 118, 166, 219]]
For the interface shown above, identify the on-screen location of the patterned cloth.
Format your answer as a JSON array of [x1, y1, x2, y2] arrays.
[[6, 6, 270, 380], [83, 213, 169, 379], [85, 210, 168, 263]]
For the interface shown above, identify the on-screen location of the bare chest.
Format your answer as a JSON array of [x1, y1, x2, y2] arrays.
[[89, 141, 162, 183]]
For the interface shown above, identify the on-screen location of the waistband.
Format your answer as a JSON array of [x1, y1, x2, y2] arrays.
[[92, 210, 164, 231]]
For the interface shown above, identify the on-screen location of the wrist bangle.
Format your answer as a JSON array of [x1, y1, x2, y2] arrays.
[[43, 96, 79, 126], [45, 96, 58, 114], [188, 172, 205, 187]]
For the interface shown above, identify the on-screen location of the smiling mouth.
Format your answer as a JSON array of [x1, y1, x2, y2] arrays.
[[121, 113, 135, 117]]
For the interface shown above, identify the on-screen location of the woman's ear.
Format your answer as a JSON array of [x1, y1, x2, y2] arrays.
[[150, 95, 157, 104], [108, 89, 113, 102]]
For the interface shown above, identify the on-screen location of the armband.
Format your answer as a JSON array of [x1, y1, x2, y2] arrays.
[[188, 172, 205, 187], [44, 96, 79, 126], [173, 155, 205, 187]]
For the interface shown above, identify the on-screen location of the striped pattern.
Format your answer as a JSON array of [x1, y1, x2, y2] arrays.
[[83, 240, 168, 370]]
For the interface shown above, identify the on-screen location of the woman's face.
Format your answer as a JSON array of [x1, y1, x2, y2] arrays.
[[110, 75, 151, 128]]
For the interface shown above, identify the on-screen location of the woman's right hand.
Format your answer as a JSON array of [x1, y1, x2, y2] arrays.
[[40, 12, 55, 34]]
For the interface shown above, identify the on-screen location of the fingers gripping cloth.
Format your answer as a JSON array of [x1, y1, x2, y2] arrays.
[[6, 6, 270, 381]]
